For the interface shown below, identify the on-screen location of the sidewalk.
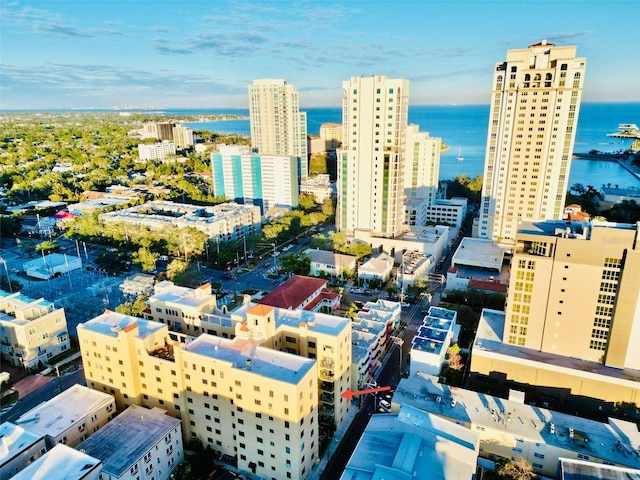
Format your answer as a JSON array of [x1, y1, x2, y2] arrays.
[[308, 401, 360, 480]]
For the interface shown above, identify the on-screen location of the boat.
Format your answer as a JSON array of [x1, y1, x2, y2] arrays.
[[456, 148, 464, 161], [618, 123, 638, 133]]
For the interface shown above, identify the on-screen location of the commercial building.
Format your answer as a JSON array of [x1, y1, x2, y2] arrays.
[[16, 384, 115, 449], [319, 123, 342, 152], [0, 290, 70, 371], [78, 405, 183, 480], [502, 219, 640, 368], [478, 40, 586, 243], [257, 275, 340, 313], [425, 197, 468, 228], [211, 145, 299, 215], [10, 444, 102, 480], [99, 200, 261, 242], [137, 141, 176, 161], [357, 252, 394, 285], [0, 422, 47, 479], [341, 404, 479, 480], [22, 253, 82, 280], [393, 373, 640, 479], [248, 79, 308, 180]]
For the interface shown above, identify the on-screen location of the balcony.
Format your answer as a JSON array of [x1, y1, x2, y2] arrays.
[[320, 381, 334, 393], [320, 393, 334, 404], [319, 370, 335, 382]]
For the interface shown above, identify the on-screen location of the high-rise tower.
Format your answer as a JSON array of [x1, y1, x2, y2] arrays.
[[248, 79, 308, 179], [337, 76, 409, 238], [478, 41, 586, 243]]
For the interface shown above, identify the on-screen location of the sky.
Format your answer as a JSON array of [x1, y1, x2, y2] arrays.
[[1, 0, 639, 110]]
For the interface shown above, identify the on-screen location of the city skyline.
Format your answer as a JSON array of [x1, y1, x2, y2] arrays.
[[2, 0, 639, 110]]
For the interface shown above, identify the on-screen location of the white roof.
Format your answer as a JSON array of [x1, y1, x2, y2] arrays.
[[341, 404, 478, 480], [17, 385, 113, 439], [452, 238, 505, 270], [78, 405, 181, 477], [0, 422, 45, 467], [12, 444, 101, 480]]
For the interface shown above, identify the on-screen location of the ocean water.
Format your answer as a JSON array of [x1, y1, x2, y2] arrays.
[[182, 102, 640, 187]]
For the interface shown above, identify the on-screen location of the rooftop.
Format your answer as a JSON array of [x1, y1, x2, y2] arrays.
[[474, 309, 640, 384], [258, 275, 328, 309], [395, 373, 640, 470], [341, 404, 478, 480], [16, 385, 113, 438], [452, 238, 505, 271], [559, 457, 640, 479], [78, 310, 166, 339], [184, 334, 316, 384], [0, 422, 44, 467], [303, 248, 357, 267], [11, 444, 101, 480], [78, 405, 180, 478]]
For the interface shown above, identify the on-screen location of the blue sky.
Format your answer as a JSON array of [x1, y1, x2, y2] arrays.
[[1, 0, 639, 109]]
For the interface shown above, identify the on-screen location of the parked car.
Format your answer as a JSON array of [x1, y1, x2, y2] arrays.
[[159, 255, 169, 261], [379, 400, 391, 412]]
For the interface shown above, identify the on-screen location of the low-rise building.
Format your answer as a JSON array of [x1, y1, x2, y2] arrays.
[[119, 274, 156, 297], [410, 306, 458, 376], [425, 197, 468, 228], [0, 422, 47, 479], [303, 249, 357, 278], [99, 200, 261, 241], [78, 405, 183, 480], [258, 275, 340, 313], [299, 174, 335, 203], [16, 384, 115, 449], [357, 252, 394, 285], [23, 253, 82, 280], [11, 444, 101, 480], [0, 290, 70, 371], [341, 404, 479, 480], [394, 373, 640, 478]]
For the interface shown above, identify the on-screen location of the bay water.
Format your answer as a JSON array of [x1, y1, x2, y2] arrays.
[[182, 102, 640, 188]]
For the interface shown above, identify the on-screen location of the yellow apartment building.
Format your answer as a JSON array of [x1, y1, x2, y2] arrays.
[[78, 310, 329, 480]]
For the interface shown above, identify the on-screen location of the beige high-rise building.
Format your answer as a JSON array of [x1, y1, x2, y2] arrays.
[[337, 76, 410, 238], [479, 41, 586, 243], [248, 79, 308, 180], [504, 219, 640, 369]]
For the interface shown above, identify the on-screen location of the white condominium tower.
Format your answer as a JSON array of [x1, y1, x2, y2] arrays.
[[248, 79, 308, 180], [337, 76, 409, 238], [478, 41, 586, 243]]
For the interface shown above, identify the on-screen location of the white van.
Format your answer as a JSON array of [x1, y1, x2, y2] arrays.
[[379, 400, 391, 412]]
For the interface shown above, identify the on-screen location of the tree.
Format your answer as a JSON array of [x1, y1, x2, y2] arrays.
[[167, 259, 202, 288], [133, 247, 158, 272], [498, 457, 536, 480], [298, 193, 317, 212], [446, 343, 463, 371], [279, 252, 311, 275], [35, 240, 59, 253]]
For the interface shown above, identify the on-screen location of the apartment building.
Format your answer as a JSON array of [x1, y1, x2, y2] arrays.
[[337, 76, 409, 238], [16, 384, 115, 449], [99, 200, 261, 242], [248, 79, 308, 180], [404, 124, 441, 226], [503, 219, 640, 368], [172, 124, 194, 149], [0, 290, 70, 371], [11, 444, 102, 480], [137, 141, 176, 161], [479, 40, 586, 243], [78, 405, 183, 480], [319, 123, 342, 152], [211, 145, 299, 215], [410, 307, 458, 376], [0, 422, 47, 479], [425, 197, 468, 228], [78, 309, 350, 480]]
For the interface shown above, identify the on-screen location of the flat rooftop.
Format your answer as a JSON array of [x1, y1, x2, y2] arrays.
[[78, 310, 166, 339], [78, 405, 180, 478], [559, 457, 640, 479], [474, 309, 640, 384], [340, 404, 478, 480], [0, 422, 44, 467], [184, 334, 316, 384], [395, 373, 640, 470], [16, 385, 113, 439], [11, 443, 101, 480], [452, 238, 505, 271]]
